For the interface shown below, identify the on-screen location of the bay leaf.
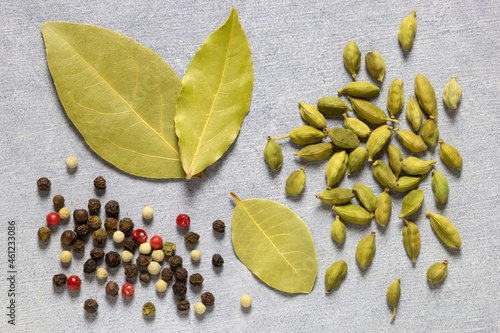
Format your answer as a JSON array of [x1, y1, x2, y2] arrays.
[[230, 192, 317, 294], [175, 9, 254, 179], [41, 22, 185, 178]]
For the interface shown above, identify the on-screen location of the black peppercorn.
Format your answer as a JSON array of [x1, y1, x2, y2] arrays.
[[212, 254, 224, 267], [184, 232, 200, 245], [140, 271, 151, 283], [124, 264, 138, 281], [176, 300, 190, 311], [104, 217, 118, 234], [172, 282, 187, 297], [94, 176, 106, 191], [61, 230, 77, 246], [73, 209, 89, 223], [88, 198, 101, 215], [84, 299, 99, 313], [169, 255, 183, 269], [74, 224, 90, 238], [212, 220, 226, 233], [52, 273, 67, 287], [90, 248, 105, 261], [37, 177, 51, 191], [136, 254, 150, 267], [92, 228, 107, 244], [38, 226, 51, 242], [88, 216, 102, 229], [83, 259, 98, 274], [105, 281, 119, 296], [201, 292, 215, 306], [161, 268, 174, 282], [175, 267, 188, 281], [189, 273, 204, 287], [53, 195, 65, 209], [105, 251, 121, 268], [105, 200, 120, 217], [122, 237, 136, 252], [72, 239, 85, 253], [119, 218, 134, 234]]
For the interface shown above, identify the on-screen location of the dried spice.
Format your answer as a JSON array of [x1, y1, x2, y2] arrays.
[[240, 295, 252, 308], [105, 200, 120, 217], [285, 167, 306, 196], [274, 126, 326, 145], [365, 51, 386, 82], [176, 300, 190, 311], [61, 230, 77, 246], [394, 128, 427, 152], [325, 150, 348, 189], [52, 273, 67, 287], [83, 259, 98, 274], [105, 281, 119, 296], [136, 254, 151, 267], [338, 81, 380, 99], [431, 170, 449, 204], [74, 224, 90, 238], [92, 228, 107, 244], [427, 260, 448, 284], [87, 216, 102, 229], [201, 292, 215, 306], [401, 157, 436, 175], [348, 97, 400, 125], [119, 218, 134, 234], [405, 95, 423, 132], [142, 302, 156, 316], [415, 73, 438, 120], [330, 215, 346, 243], [347, 147, 368, 175], [387, 79, 404, 118], [105, 251, 121, 268], [342, 114, 371, 138], [426, 211, 462, 248], [325, 128, 359, 149], [403, 219, 420, 262], [122, 237, 137, 252], [294, 142, 334, 161], [162, 242, 176, 256], [169, 255, 183, 269], [88, 198, 101, 215], [194, 302, 206, 315], [374, 188, 392, 227], [72, 239, 85, 253], [325, 260, 348, 293], [104, 217, 118, 233], [387, 278, 401, 321], [387, 145, 403, 178], [191, 250, 201, 261], [59, 207, 71, 220], [372, 160, 397, 188], [37, 177, 51, 191], [443, 76, 462, 109], [175, 267, 188, 281], [189, 273, 204, 287], [172, 282, 187, 297], [212, 220, 226, 233], [398, 10, 417, 51], [333, 204, 373, 225], [124, 264, 138, 281], [438, 139, 463, 170], [399, 189, 425, 218], [212, 254, 224, 267], [53, 195, 65, 209], [38, 226, 51, 242], [263, 136, 283, 171], [93, 176, 106, 190], [97, 268, 108, 280], [90, 248, 105, 261], [60, 251, 72, 263], [161, 268, 174, 282], [343, 41, 361, 79], [298, 100, 327, 130], [317, 97, 352, 116], [352, 183, 377, 213], [66, 156, 78, 168], [395, 176, 423, 192], [366, 125, 393, 162], [73, 209, 89, 223], [84, 299, 98, 314], [421, 117, 439, 148], [184, 232, 200, 245], [316, 188, 354, 206], [356, 231, 376, 269], [139, 271, 151, 283]]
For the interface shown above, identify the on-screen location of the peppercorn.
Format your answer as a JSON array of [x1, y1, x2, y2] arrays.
[[53, 195, 65, 209], [105, 281, 119, 296], [105, 251, 121, 268], [148, 262, 161, 275], [169, 255, 183, 269], [176, 300, 190, 311], [142, 206, 154, 219], [151, 249, 164, 262], [212, 254, 224, 267], [83, 259, 98, 274], [38, 226, 51, 242], [240, 295, 252, 308], [119, 218, 134, 234], [74, 223, 90, 238], [88, 216, 102, 229], [201, 292, 215, 306], [212, 219, 226, 233], [92, 228, 107, 244], [94, 176, 106, 191], [143, 302, 156, 316], [172, 282, 187, 297], [59, 207, 71, 220], [161, 268, 174, 282], [156, 280, 168, 292], [84, 299, 99, 313], [88, 198, 101, 215], [194, 302, 206, 315], [139, 271, 151, 283], [175, 267, 188, 281], [105, 200, 120, 217], [113, 231, 125, 243], [121, 250, 133, 263], [122, 237, 136, 252], [104, 217, 118, 233], [66, 156, 78, 169], [37, 177, 51, 191], [136, 254, 150, 267], [124, 264, 138, 281], [139, 243, 152, 255], [61, 230, 77, 246], [190, 250, 201, 261], [184, 231, 200, 245], [90, 248, 105, 261], [162, 242, 176, 256], [73, 209, 89, 223], [189, 273, 204, 287], [72, 239, 85, 253], [52, 273, 67, 287], [60, 251, 72, 263], [96, 268, 108, 280]]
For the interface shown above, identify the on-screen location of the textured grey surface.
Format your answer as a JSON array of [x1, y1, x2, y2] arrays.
[[1, 0, 499, 332]]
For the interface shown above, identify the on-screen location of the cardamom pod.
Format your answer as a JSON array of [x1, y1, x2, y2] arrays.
[[294, 142, 334, 161], [263, 136, 283, 171], [387, 79, 404, 118], [365, 51, 386, 82], [372, 160, 397, 188], [325, 260, 348, 292], [366, 125, 393, 162], [398, 10, 417, 51], [343, 41, 361, 79], [352, 183, 377, 213], [394, 128, 427, 152], [443, 76, 462, 109], [343, 114, 371, 138], [374, 188, 392, 226], [316, 188, 355, 205], [403, 219, 420, 262], [401, 157, 436, 175], [317, 97, 352, 116], [298, 100, 327, 130], [348, 147, 368, 175], [333, 204, 373, 225], [439, 139, 463, 170], [426, 211, 462, 248], [415, 73, 438, 120], [274, 126, 326, 145], [338, 81, 380, 99], [285, 167, 306, 196], [326, 128, 359, 149], [325, 150, 348, 189], [420, 116, 439, 148], [387, 278, 401, 321], [394, 176, 423, 192], [348, 97, 400, 126], [427, 260, 448, 284], [356, 231, 376, 268], [431, 170, 449, 204], [405, 95, 423, 132], [399, 189, 424, 218], [331, 216, 347, 244], [387, 145, 403, 178]]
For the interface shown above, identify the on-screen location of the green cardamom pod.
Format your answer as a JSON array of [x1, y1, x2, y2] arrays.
[[431, 170, 449, 204], [274, 126, 326, 145], [316, 188, 355, 205], [365, 51, 386, 82], [325, 150, 348, 189], [366, 125, 393, 162], [356, 231, 376, 268], [374, 188, 392, 226], [325, 260, 348, 293], [420, 116, 439, 148], [298, 100, 327, 130], [398, 10, 417, 51], [426, 211, 462, 248], [372, 160, 397, 188], [415, 73, 438, 120], [348, 97, 400, 126], [294, 142, 334, 161], [394, 176, 423, 192], [263, 136, 283, 171], [387, 79, 404, 118], [401, 156, 436, 175], [343, 41, 361, 79], [352, 183, 377, 213], [403, 219, 420, 262], [443, 76, 462, 109], [343, 114, 371, 138], [348, 147, 368, 175], [333, 204, 373, 225], [325, 128, 359, 149], [331, 216, 347, 244], [439, 139, 463, 170], [285, 167, 306, 196], [317, 97, 352, 116], [387, 145, 403, 178], [394, 128, 427, 152], [427, 260, 448, 284], [399, 189, 424, 218], [405, 95, 423, 132], [387, 278, 401, 321], [338, 81, 380, 99]]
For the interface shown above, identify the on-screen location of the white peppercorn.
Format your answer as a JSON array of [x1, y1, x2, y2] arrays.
[[191, 250, 201, 261], [142, 206, 154, 219], [60, 250, 72, 263], [121, 250, 133, 263], [96, 268, 108, 280], [59, 207, 71, 220], [241, 295, 252, 308], [113, 231, 125, 243], [155, 280, 167, 292], [148, 262, 161, 275], [151, 250, 164, 262], [139, 242, 152, 255], [66, 156, 78, 169], [194, 302, 206, 314]]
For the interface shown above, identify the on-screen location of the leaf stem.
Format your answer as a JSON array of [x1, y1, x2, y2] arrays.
[[230, 192, 242, 203]]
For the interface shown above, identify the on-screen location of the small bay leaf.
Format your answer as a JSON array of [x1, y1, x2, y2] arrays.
[[230, 192, 317, 294], [175, 9, 254, 179]]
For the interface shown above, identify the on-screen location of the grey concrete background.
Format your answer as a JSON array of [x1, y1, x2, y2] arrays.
[[1, 0, 499, 332]]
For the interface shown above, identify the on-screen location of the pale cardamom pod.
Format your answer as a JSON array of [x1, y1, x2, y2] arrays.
[[352, 183, 377, 213], [375, 188, 392, 226], [401, 157, 436, 175], [325, 260, 348, 293], [274, 126, 326, 145], [426, 211, 462, 248], [317, 97, 352, 116], [439, 139, 463, 170], [348, 147, 368, 175], [431, 170, 449, 204], [394, 128, 427, 152], [405, 95, 423, 132], [387, 79, 404, 118], [263, 136, 283, 171], [372, 160, 397, 188], [394, 176, 423, 192], [427, 260, 448, 284], [326, 128, 359, 149], [356, 231, 376, 269], [294, 142, 334, 161], [387, 145, 403, 178], [365, 51, 386, 82], [387, 278, 401, 321], [343, 41, 361, 79], [415, 73, 438, 120], [285, 167, 306, 196], [331, 216, 347, 244], [343, 114, 371, 138], [398, 10, 417, 51], [316, 188, 355, 205], [366, 125, 393, 162], [421, 116, 439, 148], [338, 81, 380, 99], [325, 150, 348, 189], [443, 76, 462, 109], [298, 100, 327, 130], [402, 219, 420, 262], [348, 97, 400, 126], [399, 189, 424, 218], [333, 204, 373, 225]]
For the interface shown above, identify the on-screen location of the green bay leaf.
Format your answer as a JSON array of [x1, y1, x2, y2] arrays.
[[41, 22, 185, 178], [175, 9, 254, 179], [230, 193, 317, 294]]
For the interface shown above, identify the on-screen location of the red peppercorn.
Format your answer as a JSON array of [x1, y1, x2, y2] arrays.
[[150, 235, 163, 249], [46, 212, 60, 226], [176, 214, 190, 228], [132, 229, 147, 243], [67, 275, 81, 291], [122, 282, 134, 297]]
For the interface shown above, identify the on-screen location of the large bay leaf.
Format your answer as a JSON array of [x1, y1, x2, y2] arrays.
[[230, 193, 317, 294], [41, 22, 185, 178], [175, 9, 254, 179]]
